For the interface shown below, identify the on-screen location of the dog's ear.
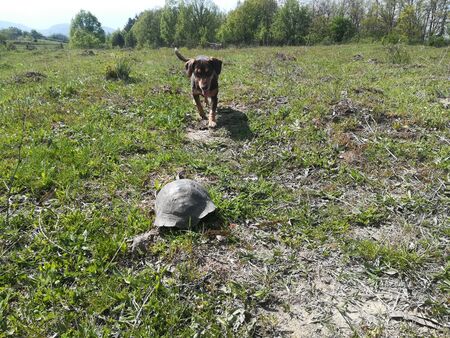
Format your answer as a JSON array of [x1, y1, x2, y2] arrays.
[[210, 58, 222, 75], [185, 59, 195, 77]]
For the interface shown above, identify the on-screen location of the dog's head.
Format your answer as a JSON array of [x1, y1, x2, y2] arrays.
[[185, 56, 222, 91]]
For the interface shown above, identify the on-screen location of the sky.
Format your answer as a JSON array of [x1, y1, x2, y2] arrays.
[[1, 0, 240, 30]]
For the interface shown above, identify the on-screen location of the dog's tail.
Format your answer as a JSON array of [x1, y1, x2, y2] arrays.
[[174, 47, 189, 62]]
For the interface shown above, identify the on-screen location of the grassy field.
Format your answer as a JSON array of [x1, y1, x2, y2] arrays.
[[0, 44, 449, 337]]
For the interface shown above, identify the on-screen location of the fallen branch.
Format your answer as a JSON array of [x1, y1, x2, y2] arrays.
[[390, 311, 446, 330]]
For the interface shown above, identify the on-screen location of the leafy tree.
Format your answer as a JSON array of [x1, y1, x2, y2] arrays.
[[396, 5, 422, 43], [30, 30, 44, 40], [190, 0, 222, 44], [124, 15, 139, 33], [124, 30, 137, 48], [111, 30, 125, 48], [379, 0, 399, 34], [0, 27, 23, 40], [70, 10, 105, 48], [0, 31, 7, 44], [132, 9, 163, 48], [173, 0, 222, 47], [361, 3, 387, 40], [218, 0, 278, 45], [160, 0, 180, 46], [330, 16, 355, 42], [271, 0, 311, 45], [307, 15, 332, 44], [70, 29, 103, 48]]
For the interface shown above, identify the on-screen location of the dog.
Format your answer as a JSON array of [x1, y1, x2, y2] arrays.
[[175, 48, 222, 128]]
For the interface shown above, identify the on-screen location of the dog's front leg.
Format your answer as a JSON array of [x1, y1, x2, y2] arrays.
[[208, 96, 218, 128], [193, 94, 207, 119]]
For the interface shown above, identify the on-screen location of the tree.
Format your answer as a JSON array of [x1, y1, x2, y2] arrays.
[[70, 10, 105, 48], [379, 0, 399, 34], [111, 30, 125, 48], [173, 0, 222, 47], [396, 5, 422, 42], [0, 31, 7, 44], [330, 16, 356, 42], [124, 30, 137, 48], [124, 15, 139, 33], [361, 3, 387, 39], [218, 0, 278, 45], [70, 29, 103, 48], [160, 0, 180, 46], [307, 15, 332, 44], [30, 30, 44, 40], [0, 27, 23, 40], [132, 9, 163, 48], [271, 0, 311, 45]]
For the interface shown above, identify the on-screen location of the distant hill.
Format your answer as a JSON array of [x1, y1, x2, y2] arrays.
[[0, 20, 115, 37], [0, 20, 32, 31], [39, 24, 70, 36]]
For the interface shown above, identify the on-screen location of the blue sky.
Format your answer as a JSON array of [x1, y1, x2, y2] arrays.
[[1, 0, 239, 30]]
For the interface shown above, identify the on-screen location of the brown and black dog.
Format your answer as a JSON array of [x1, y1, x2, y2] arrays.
[[175, 48, 222, 128]]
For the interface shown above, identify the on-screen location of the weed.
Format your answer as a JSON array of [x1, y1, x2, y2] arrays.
[[105, 56, 132, 81], [346, 239, 426, 273], [385, 43, 411, 64]]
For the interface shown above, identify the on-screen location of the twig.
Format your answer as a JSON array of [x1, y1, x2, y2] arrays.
[[132, 285, 157, 328], [334, 303, 359, 335], [437, 46, 449, 66], [38, 210, 69, 253], [390, 311, 446, 330], [384, 146, 398, 161], [104, 237, 127, 272]]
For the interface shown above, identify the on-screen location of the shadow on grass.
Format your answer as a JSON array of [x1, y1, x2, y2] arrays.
[[217, 106, 253, 141]]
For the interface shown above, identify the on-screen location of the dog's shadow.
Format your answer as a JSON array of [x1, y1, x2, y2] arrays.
[[216, 106, 253, 141]]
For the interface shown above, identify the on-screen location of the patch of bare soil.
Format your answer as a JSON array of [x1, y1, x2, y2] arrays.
[[81, 50, 95, 56], [330, 98, 362, 120], [275, 52, 297, 62], [186, 106, 253, 143], [152, 84, 182, 95], [13, 71, 47, 83], [143, 220, 448, 336], [368, 58, 382, 64], [439, 98, 450, 109], [186, 127, 229, 144], [353, 87, 384, 95]]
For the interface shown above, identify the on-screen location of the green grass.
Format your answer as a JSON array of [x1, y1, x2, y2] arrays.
[[0, 44, 449, 336]]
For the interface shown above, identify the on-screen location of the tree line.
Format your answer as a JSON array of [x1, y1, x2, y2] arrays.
[[3, 0, 447, 50], [110, 0, 448, 48]]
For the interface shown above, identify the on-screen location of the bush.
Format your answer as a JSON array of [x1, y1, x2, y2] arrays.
[[6, 41, 16, 51], [105, 57, 132, 81], [428, 35, 449, 48], [330, 16, 355, 43], [385, 43, 411, 64], [111, 31, 125, 48], [382, 32, 407, 45]]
